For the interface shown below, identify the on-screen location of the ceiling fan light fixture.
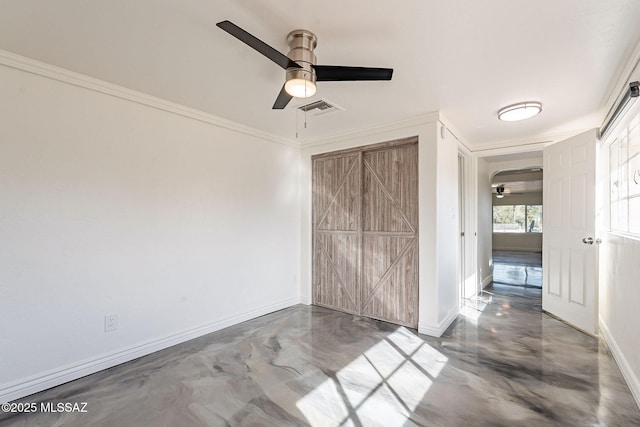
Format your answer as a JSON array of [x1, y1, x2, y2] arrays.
[[285, 78, 317, 98], [498, 102, 542, 121], [285, 68, 317, 98]]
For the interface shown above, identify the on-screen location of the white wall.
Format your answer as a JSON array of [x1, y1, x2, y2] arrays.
[[597, 86, 640, 406], [299, 114, 460, 337], [476, 157, 493, 289], [0, 58, 300, 402], [599, 234, 640, 405], [436, 127, 460, 321], [492, 233, 542, 252]]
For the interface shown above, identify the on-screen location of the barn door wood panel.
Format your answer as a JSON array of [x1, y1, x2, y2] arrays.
[[361, 144, 418, 327], [312, 153, 361, 314], [312, 138, 418, 328]]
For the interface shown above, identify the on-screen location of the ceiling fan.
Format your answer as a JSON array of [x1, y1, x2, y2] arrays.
[[216, 20, 394, 109], [494, 185, 511, 198]]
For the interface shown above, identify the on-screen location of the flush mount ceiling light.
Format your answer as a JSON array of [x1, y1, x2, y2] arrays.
[[498, 102, 542, 121]]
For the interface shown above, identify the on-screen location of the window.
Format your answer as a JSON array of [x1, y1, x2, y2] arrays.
[[608, 113, 640, 234], [493, 205, 542, 233]]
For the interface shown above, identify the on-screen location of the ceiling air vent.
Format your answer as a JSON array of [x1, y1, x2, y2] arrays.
[[295, 98, 343, 116]]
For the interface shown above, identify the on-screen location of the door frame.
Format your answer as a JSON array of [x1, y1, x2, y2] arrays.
[[458, 153, 466, 304], [476, 145, 547, 296], [457, 143, 478, 302]]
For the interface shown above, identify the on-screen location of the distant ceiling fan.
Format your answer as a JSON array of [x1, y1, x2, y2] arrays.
[[216, 20, 394, 109], [495, 185, 511, 198]]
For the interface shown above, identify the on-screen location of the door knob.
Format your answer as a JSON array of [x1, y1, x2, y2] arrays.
[[582, 237, 601, 245]]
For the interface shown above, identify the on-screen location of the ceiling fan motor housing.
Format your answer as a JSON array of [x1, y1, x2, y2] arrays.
[[286, 29, 318, 87]]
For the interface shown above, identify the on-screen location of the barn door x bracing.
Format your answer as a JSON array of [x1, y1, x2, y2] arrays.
[[312, 138, 418, 328]]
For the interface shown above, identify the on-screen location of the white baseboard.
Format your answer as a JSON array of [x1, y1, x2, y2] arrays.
[[481, 274, 493, 289], [0, 297, 299, 404], [492, 247, 542, 252], [418, 306, 459, 337], [599, 316, 640, 409], [299, 296, 311, 305]]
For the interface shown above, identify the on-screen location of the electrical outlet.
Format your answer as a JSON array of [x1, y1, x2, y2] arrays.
[[104, 313, 118, 332]]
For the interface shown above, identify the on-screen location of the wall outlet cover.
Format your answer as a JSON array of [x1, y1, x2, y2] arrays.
[[104, 313, 118, 332]]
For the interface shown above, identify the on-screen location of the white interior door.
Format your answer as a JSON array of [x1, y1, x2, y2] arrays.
[[543, 129, 598, 335]]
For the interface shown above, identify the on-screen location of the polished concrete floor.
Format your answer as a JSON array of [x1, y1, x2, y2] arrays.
[[2, 282, 640, 425], [492, 250, 542, 288]]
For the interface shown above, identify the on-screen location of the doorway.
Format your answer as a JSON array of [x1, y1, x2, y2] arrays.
[[491, 167, 543, 290]]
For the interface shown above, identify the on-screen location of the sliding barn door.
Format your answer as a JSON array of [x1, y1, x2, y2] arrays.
[[312, 139, 418, 328], [362, 145, 418, 327], [312, 152, 361, 315]]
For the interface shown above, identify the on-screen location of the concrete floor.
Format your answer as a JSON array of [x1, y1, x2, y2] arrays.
[[1, 258, 639, 425], [492, 250, 542, 288]]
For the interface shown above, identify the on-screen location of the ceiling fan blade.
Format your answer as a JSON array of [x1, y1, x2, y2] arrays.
[[217, 20, 301, 70], [312, 65, 393, 81], [272, 84, 293, 109]]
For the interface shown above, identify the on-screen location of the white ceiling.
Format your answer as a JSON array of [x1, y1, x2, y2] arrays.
[[2, 1, 640, 147]]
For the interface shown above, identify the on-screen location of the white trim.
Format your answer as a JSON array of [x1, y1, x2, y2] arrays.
[[472, 129, 587, 154], [0, 297, 299, 404], [475, 142, 548, 158], [300, 112, 439, 149], [602, 231, 640, 244], [439, 113, 473, 153], [0, 49, 297, 148], [299, 296, 311, 305], [491, 246, 542, 253], [418, 306, 460, 337], [481, 274, 493, 289], [599, 38, 640, 129], [599, 316, 640, 409]]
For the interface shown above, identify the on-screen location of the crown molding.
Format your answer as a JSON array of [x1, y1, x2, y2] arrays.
[[0, 49, 298, 148], [599, 38, 640, 128], [438, 112, 473, 151], [300, 112, 440, 149]]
